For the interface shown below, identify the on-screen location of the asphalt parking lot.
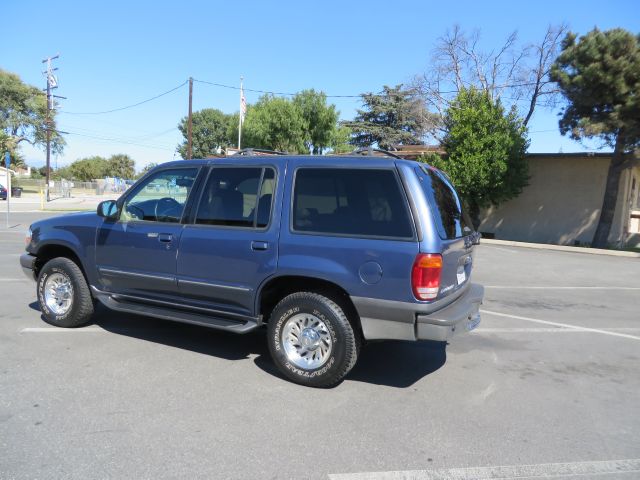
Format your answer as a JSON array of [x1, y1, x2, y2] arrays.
[[1, 211, 639, 479]]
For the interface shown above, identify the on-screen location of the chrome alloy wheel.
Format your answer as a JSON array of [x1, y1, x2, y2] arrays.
[[44, 272, 74, 315], [282, 313, 333, 369]]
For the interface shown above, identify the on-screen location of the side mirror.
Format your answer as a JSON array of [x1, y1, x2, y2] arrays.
[[97, 200, 118, 219]]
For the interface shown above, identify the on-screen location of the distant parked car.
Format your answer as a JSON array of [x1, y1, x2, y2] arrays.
[[0, 184, 6, 200]]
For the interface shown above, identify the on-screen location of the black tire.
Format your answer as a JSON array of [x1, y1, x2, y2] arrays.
[[267, 292, 359, 388], [37, 257, 94, 328]]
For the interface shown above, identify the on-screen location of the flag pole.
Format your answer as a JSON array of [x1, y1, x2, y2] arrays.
[[238, 76, 243, 150]]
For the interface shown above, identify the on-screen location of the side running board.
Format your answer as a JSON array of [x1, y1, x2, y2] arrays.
[[91, 287, 259, 334]]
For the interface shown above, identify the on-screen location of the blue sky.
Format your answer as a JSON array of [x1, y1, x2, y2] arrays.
[[3, 0, 639, 170]]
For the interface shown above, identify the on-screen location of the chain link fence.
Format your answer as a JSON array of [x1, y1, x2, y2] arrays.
[[13, 178, 132, 199]]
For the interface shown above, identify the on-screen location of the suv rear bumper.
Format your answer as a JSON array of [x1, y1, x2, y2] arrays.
[[352, 283, 483, 341]]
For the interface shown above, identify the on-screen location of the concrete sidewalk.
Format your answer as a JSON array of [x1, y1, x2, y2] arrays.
[[482, 238, 640, 258], [2, 193, 111, 212]]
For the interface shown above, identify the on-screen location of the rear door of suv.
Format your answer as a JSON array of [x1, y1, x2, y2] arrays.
[[412, 164, 476, 301], [278, 158, 420, 339]]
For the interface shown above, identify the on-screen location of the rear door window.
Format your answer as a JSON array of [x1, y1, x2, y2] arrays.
[[195, 167, 275, 228], [415, 165, 473, 239], [293, 168, 414, 239]]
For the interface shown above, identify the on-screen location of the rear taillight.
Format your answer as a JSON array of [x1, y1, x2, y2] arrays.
[[412, 253, 442, 300]]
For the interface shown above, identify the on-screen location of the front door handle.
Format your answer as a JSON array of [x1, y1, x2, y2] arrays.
[[251, 241, 268, 251], [158, 233, 173, 243]]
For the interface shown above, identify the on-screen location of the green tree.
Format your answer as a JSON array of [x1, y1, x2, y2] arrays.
[[137, 162, 158, 178], [293, 89, 339, 154], [0, 69, 65, 161], [243, 95, 306, 152], [108, 154, 136, 179], [178, 108, 234, 159], [329, 126, 354, 153], [344, 85, 433, 150], [425, 87, 529, 227], [66, 156, 109, 181], [550, 28, 640, 248]]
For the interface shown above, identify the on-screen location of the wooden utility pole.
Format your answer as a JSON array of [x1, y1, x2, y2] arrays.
[[187, 77, 193, 159]]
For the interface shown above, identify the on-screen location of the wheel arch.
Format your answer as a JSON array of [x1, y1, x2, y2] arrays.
[[257, 275, 362, 337], [34, 243, 88, 284]]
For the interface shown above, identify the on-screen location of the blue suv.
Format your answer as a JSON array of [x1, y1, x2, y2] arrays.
[[20, 153, 483, 387]]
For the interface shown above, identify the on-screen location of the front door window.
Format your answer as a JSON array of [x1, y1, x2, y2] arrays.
[[121, 168, 198, 223]]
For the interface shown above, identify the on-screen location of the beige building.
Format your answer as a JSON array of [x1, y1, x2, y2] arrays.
[[479, 153, 640, 248]]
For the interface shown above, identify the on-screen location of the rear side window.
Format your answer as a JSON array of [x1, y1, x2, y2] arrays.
[[293, 168, 413, 239], [195, 167, 275, 228], [415, 165, 473, 239]]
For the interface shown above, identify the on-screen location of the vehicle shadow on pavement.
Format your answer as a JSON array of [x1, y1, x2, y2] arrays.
[[345, 341, 446, 388], [92, 306, 269, 361], [64, 305, 447, 388]]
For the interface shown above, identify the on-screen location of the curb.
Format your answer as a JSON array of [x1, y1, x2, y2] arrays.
[[481, 238, 640, 258]]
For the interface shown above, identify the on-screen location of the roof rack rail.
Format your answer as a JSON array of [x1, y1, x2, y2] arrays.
[[235, 148, 287, 156], [349, 147, 403, 160]]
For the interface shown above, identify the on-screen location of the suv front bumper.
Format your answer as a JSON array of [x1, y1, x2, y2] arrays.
[[20, 253, 37, 281], [352, 283, 484, 341]]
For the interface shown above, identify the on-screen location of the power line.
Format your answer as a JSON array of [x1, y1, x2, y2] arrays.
[[195, 78, 557, 98], [59, 124, 178, 142], [60, 80, 188, 115], [63, 131, 176, 151], [55, 77, 558, 118], [193, 79, 362, 98]]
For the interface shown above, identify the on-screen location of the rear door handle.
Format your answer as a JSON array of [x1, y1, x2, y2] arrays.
[[158, 233, 173, 243], [251, 241, 268, 251]]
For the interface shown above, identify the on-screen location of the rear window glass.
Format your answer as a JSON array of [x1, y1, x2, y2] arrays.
[[293, 168, 414, 239], [415, 165, 473, 239]]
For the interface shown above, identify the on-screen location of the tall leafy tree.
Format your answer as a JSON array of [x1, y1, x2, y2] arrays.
[[345, 85, 432, 150], [178, 108, 234, 159], [66, 156, 109, 181], [108, 154, 136, 179], [329, 126, 354, 154], [425, 87, 529, 227], [243, 95, 306, 153], [293, 89, 339, 154], [550, 28, 640, 248], [0, 69, 65, 162]]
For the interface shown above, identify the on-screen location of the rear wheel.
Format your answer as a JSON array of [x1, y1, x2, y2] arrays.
[[37, 257, 94, 328], [267, 292, 359, 387]]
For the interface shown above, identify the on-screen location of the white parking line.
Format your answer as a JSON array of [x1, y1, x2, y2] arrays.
[[328, 458, 640, 480], [480, 309, 640, 341], [0, 278, 29, 282], [482, 245, 519, 254], [485, 285, 640, 290], [477, 327, 640, 333], [20, 327, 106, 333]]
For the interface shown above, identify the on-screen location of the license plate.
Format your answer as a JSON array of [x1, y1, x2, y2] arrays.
[[456, 265, 466, 285], [466, 314, 481, 331]]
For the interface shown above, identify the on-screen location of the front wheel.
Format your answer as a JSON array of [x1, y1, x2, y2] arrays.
[[37, 257, 94, 328], [267, 292, 359, 388]]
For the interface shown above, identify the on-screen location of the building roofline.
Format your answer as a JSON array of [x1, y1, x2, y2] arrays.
[[526, 152, 614, 158]]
